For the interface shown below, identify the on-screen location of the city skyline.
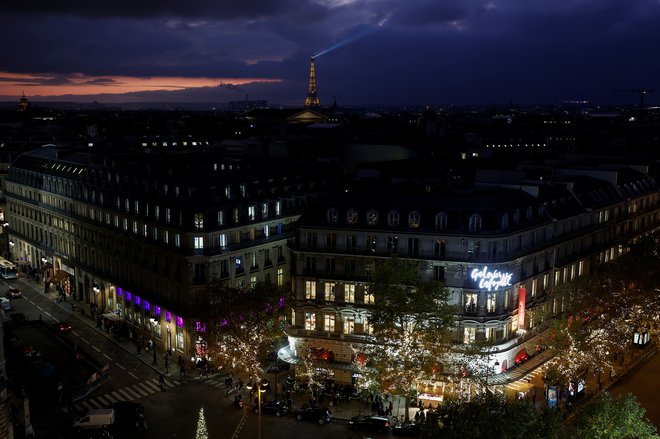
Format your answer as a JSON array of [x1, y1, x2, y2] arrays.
[[1, 1, 659, 107]]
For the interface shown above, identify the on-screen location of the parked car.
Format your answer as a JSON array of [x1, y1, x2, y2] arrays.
[[0, 297, 11, 311], [253, 400, 288, 416], [393, 421, 422, 436], [6, 288, 22, 299], [295, 405, 333, 425], [72, 409, 115, 430], [112, 400, 146, 430], [348, 415, 391, 434]]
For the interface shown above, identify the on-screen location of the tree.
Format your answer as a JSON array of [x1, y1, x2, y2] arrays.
[[196, 407, 208, 439], [434, 393, 562, 439], [197, 281, 287, 381], [362, 257, 455, 420], [573, 392, 659, 439]]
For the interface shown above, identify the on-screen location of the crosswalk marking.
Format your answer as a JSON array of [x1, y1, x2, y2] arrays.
[[74, 377, 180, 412]]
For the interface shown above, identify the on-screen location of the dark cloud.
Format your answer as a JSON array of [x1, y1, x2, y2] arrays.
[[0, 0, 658, 106]]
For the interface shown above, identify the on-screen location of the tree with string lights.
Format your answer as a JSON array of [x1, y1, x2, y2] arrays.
[[196, 280, 287, 382], [362, 257, 456, 421]]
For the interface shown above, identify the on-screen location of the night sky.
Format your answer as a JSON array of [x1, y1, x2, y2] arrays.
[[1, 0, 659, 107]]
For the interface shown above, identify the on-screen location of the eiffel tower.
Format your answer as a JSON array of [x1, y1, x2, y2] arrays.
[[304, 56, 320, 108]]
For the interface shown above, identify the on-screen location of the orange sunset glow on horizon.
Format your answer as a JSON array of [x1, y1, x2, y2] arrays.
[[0, 71, 281, 98]]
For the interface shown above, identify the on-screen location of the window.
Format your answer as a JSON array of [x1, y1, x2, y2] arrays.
[[526, 206, 533, 221], [194, 213, 204, 230], [194, 236, 204, 249], [134, 200, 140, 215], [142, 224, 147, 237], [325, 258, 336, 273], [262, 203, 269, 219], [326, 233, 337, 249], [387, 210, 399, 227], [407, 238, 418, 256], [367, 209, 378, 225], [235, 256, 244, 273], [387, 236, 398, 252], [225, 185, 231, 199], [487, 293, 496, 313], [324, 314, 335, 332], [433, 265, 445, 281], [233, 208, 239, 223], [465, 293, 477, 313], [408, 211, 420, 228], [434, 240, 446, 257], [485, 327, 496, 341], [217, 210, 224, 226], [463, 327, 476, 344], [435, 213, 448, 230], [305, 281, 316, 300], [218, 233, 227, 249], [164, 230, 169, 244], [501, 213, 509, 230], [347, 208, 358, 225], [277, 268, 283, 287], [275, 201, 281, 216], [123, 218, 128, 231], [513, 209, 520, 225], [531, 279, 538, 298], [304, 312, 316, 330], [132, 221, 138, 234], [248, 205, 256, 221], [327, 208, 338, 224], [344, 284, 355, 303], [469, 214, 482, 232], [325, 283, 335, 302], [153, 227, 158, 240], [343, 316, 355, 334], [154, 205, 160, 220], [166, 208, 171, 224], [364, 287, 375, 305], [251, 252, 258, 268], [175, 234, 181, 248], [250, 276, 257, 289], [367, 235, 377, 253], [346, 234, 357, 250]]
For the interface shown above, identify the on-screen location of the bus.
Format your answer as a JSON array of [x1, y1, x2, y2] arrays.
[[0, 256, 18, 280]]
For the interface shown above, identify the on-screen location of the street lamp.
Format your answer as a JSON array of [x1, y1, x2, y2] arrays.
[[92, 283, 100, 308], [150, 317, 157, 366], [246, 379, 269, 439]]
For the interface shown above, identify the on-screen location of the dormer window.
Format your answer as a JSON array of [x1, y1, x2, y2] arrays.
[[501, 213, 509, 230], [408, 211, 420, 228], [327, 208, 338, 224], [347, 208, 358, 225], [387, 210, 399, 227], [435, 213, 448, 230], [513, 209, 520, 225], [468, 214, 482, 232], [367, 209, 378, 226], [526, 206, 533, 221]]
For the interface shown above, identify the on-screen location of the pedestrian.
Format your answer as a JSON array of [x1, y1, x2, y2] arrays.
[[164, 355, 169, 373], [159, 374, 166, 390]]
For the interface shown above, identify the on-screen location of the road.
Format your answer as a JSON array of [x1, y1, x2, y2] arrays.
[[3, 277, 379, 439]]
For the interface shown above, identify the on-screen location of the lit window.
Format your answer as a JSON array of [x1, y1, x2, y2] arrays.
[[344, 284, 355, 303], [194, 236, 204, 249], [367, 209, 378, 225], [305, 281, 316, 300], [487, 293, 496, 313], [343, 316, 355, 334], [194, 213, 204, 230], [364, 287, 375, 305], [325, 283, 335, 302], [324, 314, 335, 332], [408, 211, 420, 228], [347, 208, 358, 225], [305, 312, 316, 330], [464, 327, 476, 344], [175, 233, 181, 248]]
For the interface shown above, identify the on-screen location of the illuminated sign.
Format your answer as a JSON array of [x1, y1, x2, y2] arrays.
[[518, 288, 526, 329], [470, 266, 513, 291]]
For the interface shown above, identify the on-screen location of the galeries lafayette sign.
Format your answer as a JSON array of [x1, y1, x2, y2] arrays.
[[470, 266, 513, 291]]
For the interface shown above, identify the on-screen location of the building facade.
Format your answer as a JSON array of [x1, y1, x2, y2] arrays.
[[5, 146, 333, 364], [284, 160, 660, 401]]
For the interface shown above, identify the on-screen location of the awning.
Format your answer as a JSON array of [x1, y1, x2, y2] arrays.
[[101, 313, 120, 321], [51, 270, 68, 282]]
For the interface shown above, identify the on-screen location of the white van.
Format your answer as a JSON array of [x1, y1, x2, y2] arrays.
[[73, 408, 115, 429], [0, 297, 11, 311]]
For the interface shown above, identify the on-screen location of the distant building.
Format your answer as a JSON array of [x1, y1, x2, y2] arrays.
[[17, 93, 30, 112]]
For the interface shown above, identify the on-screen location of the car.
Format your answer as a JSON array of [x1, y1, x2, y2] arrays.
[[348, 415, 391, 434], [6, 288, 22, 299], [253, 400, 288, 416], [112, 400, 146, 430], [0, 297, 11, 311], [295, 405, 333, 425], [57, 321, 73, 333], [393, 421, 422, 437]]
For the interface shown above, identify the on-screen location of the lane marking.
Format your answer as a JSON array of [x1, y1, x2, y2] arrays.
[[80, 337, 90, 344], [103, 354, 112, 361], [115, 363, 126, 370], [128, 371, 139, 380], [92, 346, 101, 352]]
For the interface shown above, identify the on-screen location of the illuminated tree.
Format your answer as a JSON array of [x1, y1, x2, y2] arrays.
[[196, 407, 208, 439], [363, 257, 455, 420], [197, 281, 287, 381], [573, 392, 659, 439]]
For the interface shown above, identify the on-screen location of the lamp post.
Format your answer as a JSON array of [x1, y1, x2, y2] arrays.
[[92, 283, 100, 308], [150, 317, 157, 366], [8, 239, 14, 261], [246, 379, 269, 439]]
